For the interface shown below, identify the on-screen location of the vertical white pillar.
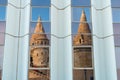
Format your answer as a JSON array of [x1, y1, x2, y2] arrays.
[[51, 0, 72, 80], [2, 0, 31, 80], [91, 0, 117, 80], [2, 0, 21, 80], [17, 0, 30, 80]]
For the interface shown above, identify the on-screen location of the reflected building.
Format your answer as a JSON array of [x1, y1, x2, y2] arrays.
[[73, 10, 93, 80], [29, 17, 49, 80]]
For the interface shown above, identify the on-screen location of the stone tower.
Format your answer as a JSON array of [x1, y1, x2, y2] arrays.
[[29, 17, 49, 80], [73, 10, 93, 80]]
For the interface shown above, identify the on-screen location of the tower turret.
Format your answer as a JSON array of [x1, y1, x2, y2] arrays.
[[73, 10, 92, 45], [30, 17, 49, 67]]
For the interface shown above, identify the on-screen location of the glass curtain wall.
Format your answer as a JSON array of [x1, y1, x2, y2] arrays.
[[28, 0, 51, 80], [71, 0, 94, 80], [112, 0, 120, 80], [0, 0, 7, 80]]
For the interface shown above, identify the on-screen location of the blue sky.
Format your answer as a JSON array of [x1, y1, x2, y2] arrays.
[[0, 7, 6, 21], [0, 0, 7, 5]]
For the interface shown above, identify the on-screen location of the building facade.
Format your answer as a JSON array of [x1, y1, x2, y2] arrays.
[[0, 0, 118, 80]]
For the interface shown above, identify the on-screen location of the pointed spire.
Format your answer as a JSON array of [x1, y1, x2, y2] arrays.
[[80, 10, 87, 22], [38, 16, 41, 22], [78, 10, 91, 33], [34, 17, 45, 33], [73, 10, 92, 45]]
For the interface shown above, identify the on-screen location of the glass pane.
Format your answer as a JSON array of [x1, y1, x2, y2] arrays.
[[0, 69, 1, 80], [112, 8, 120, 23], [115, 47, 120, 80], [111, 0, 120, 7], [72, 0, 91, 6], [114, 35, 120, 46], [0, 21, 6, 32], [32, 8, 50, 21], [113, 23, 120, 34], [0, 33, 4, 45], [74, 47, 92, 68], [73, 70, 94, 80], [72, 22, 92, 34], [0, 0, 7, 5], [30, 22, 50, 34], [0, 7, 6, 21], [29, 70, 50, 80], [72, 8, 91, 22], [31, 0, 50, 6], [0, 46, 4, 68], [30, 46, 49, 68]]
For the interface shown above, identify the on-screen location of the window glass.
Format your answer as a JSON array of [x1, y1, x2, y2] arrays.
[[72, 22, 92, 34], [112, 8, 120, 23], [0, 7, 6, 21], [0, 0, 7, 5], [72, 0, 91, 6], [31, 0, 50, 6], [29, 1, 50, 80], [31, 8, 50, 21], [72, 8, 91, 22], [72, 0, 93, 79], [73, 70, 93, 80], [115, 47, 120, 80], [111, 0, 120, 7], [30, 22, 51, 34], [112, 0, 120, 80], [0, 0, 7, 80]]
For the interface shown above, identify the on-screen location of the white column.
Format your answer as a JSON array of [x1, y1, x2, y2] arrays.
[[2, 0, 31, 80], [51, 0, 72, 80], [2, 0, 21, 80], [91, 0, 117, 80], [17, 0, 30, 80]]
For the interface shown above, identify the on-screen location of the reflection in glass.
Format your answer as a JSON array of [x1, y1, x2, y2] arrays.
[[0, 46, 4, 68], [74, 47, 92, 67], [112, 8, 120, 22], [115, 47, 120, 80], [114, 35, 120, 46], [0, 33, 4, 45], [72, 8, 91, 22], [73, 70, 93, 80], [30, 47, 49, 68], [0, 0, 7, 5], [72, 10, 92, 45], [31, 0, 50, 6], [32, 8, 50, 21], [0, 69, 1, 80], [72, 0, 90, 6], [29, 17, 50, 80], [111, 0, 120, 7], [113, 23, 120, 34], [0, 7, 6, 21], [113, 24, 120, 46], [72, 22, 92, 34], [30, 22, 50, 34], [0, 21, 6, 32], [29, 70, 50, 80]]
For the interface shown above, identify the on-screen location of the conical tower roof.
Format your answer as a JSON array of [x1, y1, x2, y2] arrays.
[[30, 17, 48, 45], [73, 10, 92, 45], [78, 10, 91, 33], [34, 17, 45, 33]]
